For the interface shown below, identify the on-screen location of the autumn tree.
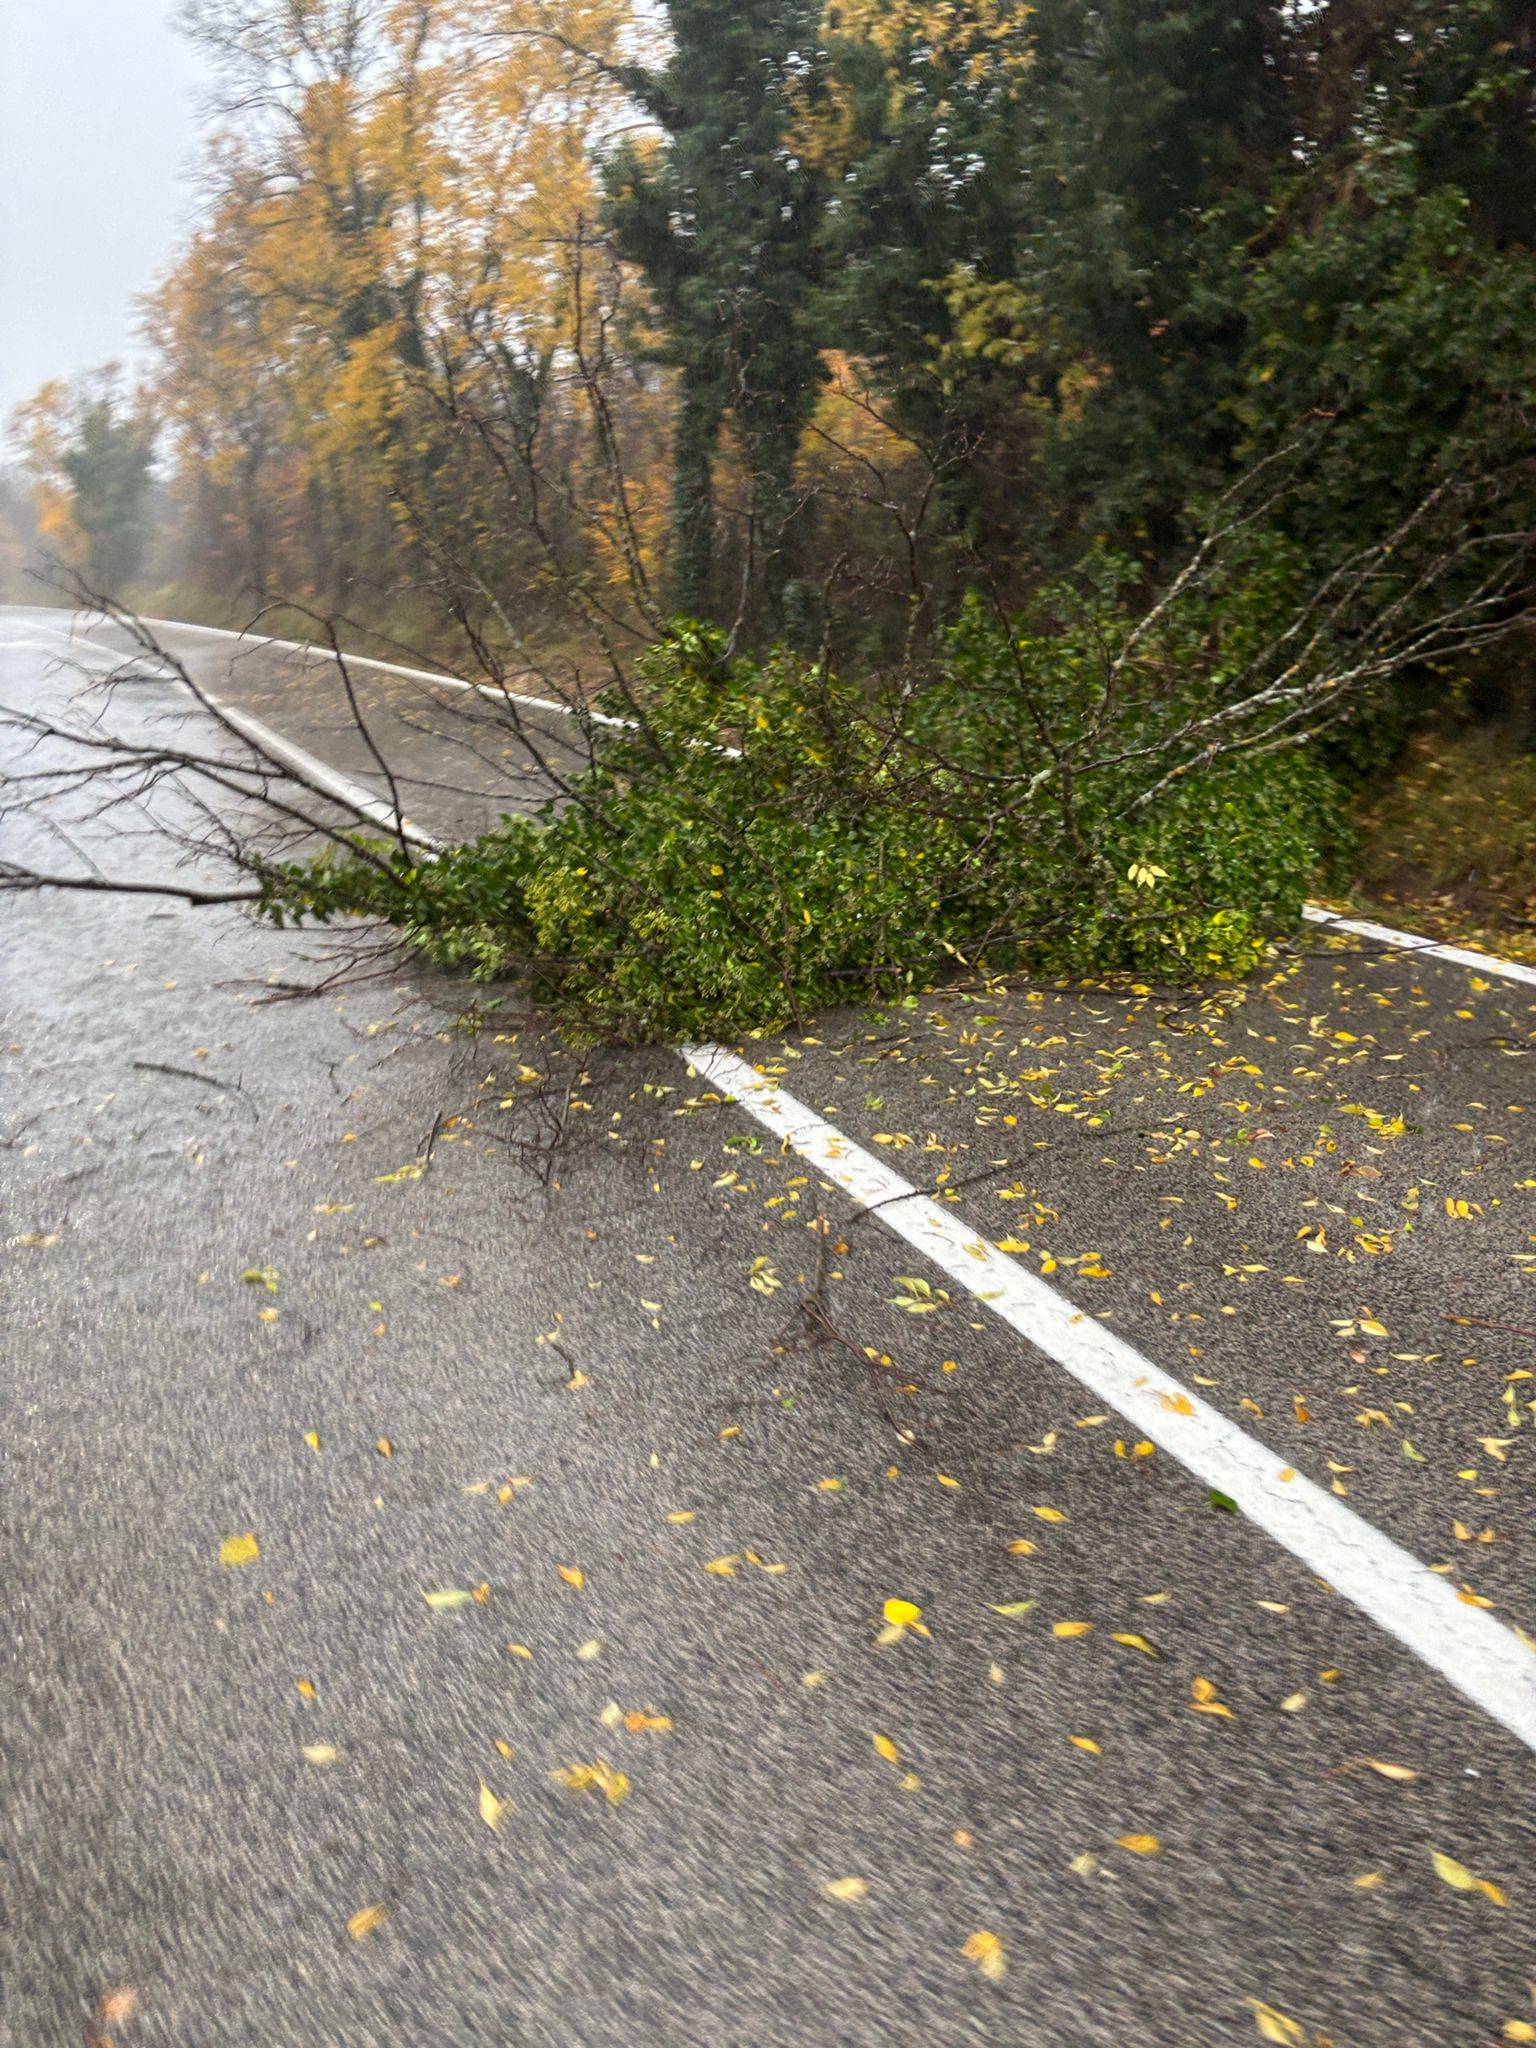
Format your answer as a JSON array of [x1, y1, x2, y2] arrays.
[[9, 370, 157, 593]]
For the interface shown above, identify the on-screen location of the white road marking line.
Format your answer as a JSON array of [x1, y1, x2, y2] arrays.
[[1303, 904, 1536, 989], [93, 610, 634, 731], [196, 694, 440, 849], [1, 610, 436, 847], [680, 1040, 1536, 1754]]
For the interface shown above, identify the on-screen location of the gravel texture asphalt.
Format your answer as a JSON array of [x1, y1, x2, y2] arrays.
[[3, 607, 1533, 2048]]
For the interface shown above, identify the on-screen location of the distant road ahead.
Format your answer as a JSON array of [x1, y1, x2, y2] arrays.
[[7, 601, 592, 844]]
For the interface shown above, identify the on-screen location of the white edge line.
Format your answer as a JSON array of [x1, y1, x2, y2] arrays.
[[71, 607, 634, 731], [206, 695, 442, 851], [680, 1041, 1536, 1755], [10, 609, 438, 850], [1302, 904, 1536, 990]]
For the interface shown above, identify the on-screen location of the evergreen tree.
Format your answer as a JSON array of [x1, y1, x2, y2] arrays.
[[816, 1, 1031, 560], [601, 0, 826, 625], [59, 376, 158, 594], [1012, 0, 1292, 547]]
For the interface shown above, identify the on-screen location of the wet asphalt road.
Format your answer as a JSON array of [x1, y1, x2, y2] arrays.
[[2, 605, 1534, 2048]]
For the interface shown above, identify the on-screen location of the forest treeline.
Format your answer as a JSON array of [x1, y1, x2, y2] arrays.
[[9, 2, 1532, 674], [6, 1, 1535, 1030]]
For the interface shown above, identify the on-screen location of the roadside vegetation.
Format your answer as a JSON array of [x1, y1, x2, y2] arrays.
[[1341, 729, 1536, 965], [5, 1, 1534, 1033]]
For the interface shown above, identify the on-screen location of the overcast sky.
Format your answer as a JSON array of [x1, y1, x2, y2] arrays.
[[0, 0, 209, 428]]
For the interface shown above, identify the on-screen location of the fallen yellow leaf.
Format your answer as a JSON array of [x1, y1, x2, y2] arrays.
[[301, 1744, 338, 1766], [95, 1988, 140, 2028], [961, 1929, 1006, 1980], [478, 1780, 508, 1831], [1111, 1632, 1158, 1656], [1245, 1999, 1304, 2045], [219, 1532, 260, 1568], [1431, 1849, 1507, 1905], [1116, 1833, 1161, 1856], [558, 1565, 586, 1589], [1070, 1736, 1101, 1754], [872, 1732, 900, 1765], [346, 1904, 389, 1941], [1189, 1676, 1234, 1717], [883, 1598, 923, 1629], [552, 1760, 630, 1806], [1031, 1506, 1068, 1523], [824, 1876, 869, 1902], [1053, 1620, 1094, 1638]]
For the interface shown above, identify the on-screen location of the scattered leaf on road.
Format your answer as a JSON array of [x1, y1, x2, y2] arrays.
[[552, 1760, 630, 1805], [1246, 1999, 1304, 2044], [961, 1930, 1006, 1980], [1431, 1849, 1507, 1905]]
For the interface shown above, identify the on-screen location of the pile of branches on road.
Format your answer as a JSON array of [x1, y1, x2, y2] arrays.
[[250, 453, 1536, 1037]]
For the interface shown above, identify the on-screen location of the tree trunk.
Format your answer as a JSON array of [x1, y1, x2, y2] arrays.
[[669, 364, 725, 620]]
